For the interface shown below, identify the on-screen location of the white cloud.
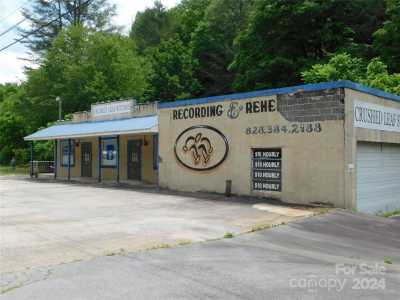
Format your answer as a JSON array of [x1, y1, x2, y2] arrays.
[[0, 0, 181, 84], [0, 0, 32, 83], [0, 51, 34, 83]]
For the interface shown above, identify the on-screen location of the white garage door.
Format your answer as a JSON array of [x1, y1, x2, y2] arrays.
[[357, 142, 400, 214]]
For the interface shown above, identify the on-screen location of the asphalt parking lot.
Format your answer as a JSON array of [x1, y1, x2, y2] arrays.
[[0, 176, 313, 274], [1, 210, 399, 299]]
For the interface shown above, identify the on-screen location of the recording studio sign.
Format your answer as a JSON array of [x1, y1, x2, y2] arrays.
[[173, 104, 224, 120], [172, 98, 277, 120], [252, 149, 282, 192]]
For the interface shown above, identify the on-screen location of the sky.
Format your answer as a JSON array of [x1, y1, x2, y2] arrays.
[[0, 0, 180, 84]]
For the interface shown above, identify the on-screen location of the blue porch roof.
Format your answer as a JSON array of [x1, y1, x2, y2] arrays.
[[24, 115, 158, 141]]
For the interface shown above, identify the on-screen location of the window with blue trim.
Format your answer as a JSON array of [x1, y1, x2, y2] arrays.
[[101, 138, 117, 167]]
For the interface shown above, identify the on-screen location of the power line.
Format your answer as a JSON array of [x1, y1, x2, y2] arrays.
[[0, 4, 25, 25], [0, 18, 27, 38], [0, 0, 93, 53]]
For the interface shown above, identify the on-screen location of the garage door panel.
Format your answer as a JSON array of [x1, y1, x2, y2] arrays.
[[357, 142, 400, 214], [358, 173, 400, 180], [357, 143, 381, 152], [357, 170, 399, 179]]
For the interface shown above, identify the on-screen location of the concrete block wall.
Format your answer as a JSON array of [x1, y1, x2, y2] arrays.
[[278, 88, 345, 122]]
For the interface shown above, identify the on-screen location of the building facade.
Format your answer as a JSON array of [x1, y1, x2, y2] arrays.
[[25, 81, 400, 214], [26, 100, 158, 184]]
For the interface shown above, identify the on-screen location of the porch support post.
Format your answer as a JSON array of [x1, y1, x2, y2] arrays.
[[54, 140, 57, 179], [30, 141, 34, 178], [154, 133, 160, 190], [67, 138, 71, 181], [116, 135, 120, 183], [98, 136, 102, 183]]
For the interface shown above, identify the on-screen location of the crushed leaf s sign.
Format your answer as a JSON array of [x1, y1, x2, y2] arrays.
[[174, 125, 229, 171]]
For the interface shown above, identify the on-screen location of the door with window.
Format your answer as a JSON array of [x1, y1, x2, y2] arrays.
[[81, 142, 92, 177], [127, 140, 142, 180]]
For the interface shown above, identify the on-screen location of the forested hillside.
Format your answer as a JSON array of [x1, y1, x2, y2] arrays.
[[1, 0, 399, 164]]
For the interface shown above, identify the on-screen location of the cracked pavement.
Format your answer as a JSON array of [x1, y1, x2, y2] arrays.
[[1, 210, 399, 299], [1, 175, 315, 294]]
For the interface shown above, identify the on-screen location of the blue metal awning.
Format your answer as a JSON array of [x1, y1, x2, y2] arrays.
[[24, 115, 158, 141]]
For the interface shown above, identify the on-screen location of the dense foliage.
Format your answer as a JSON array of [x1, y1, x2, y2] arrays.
[[302, 53, 400, 95], [1, 0, 400, 165]]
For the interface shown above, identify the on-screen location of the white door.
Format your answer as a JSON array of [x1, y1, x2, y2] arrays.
[[357, 142, 400, 214]]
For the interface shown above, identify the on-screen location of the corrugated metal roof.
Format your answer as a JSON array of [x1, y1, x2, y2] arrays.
[[24, 115, 158, 141]]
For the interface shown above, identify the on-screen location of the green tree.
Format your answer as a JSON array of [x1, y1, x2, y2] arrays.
[[172, 0, 211, 45], [343, 0, 386, 59], [230, 0, 386, 91], [374, 0, 400, 72], [302, 53, 400, 95], [20, 0, 118, 56], [144, 38, 201, 102], [190, 0, 252, 96], [132, 0, 212, 101], [302, 53, 365, 83], [0, 83, 19, 102], [364, 59, 400, 95], [0, 87, 29, 164], [129, 1, 177, 53], [3, 26, 149, 164], [25, 25, 149, 121]]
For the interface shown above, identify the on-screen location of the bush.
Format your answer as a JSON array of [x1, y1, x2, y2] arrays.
[[14, 148, 30, 166], [0, 146, 13, 165]]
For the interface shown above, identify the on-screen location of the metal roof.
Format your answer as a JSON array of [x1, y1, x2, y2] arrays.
[[158, 80, 400, 109], [24, 115, 158, 141]]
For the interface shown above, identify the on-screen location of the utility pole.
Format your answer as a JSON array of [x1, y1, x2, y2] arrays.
[[56, 96, 62, 121]]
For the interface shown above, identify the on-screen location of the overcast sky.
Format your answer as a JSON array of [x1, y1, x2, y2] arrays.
[[0, 0, 180, 84]]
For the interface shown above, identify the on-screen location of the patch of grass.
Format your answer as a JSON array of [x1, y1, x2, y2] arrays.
[[249, 224, 271, 232], [384, 256, 393, 264], [0, 166, 29, 175], [105, 248, 125, 256], [0, 283, 23, 294], [380, 210, 400, 218], [249, 221, 290, 233], [316, 207, 331, 214], [224, 232, 234, 239], [177, 239, 192, 246], [145, 240, 193, 251], [146, 243, 171, 251]]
